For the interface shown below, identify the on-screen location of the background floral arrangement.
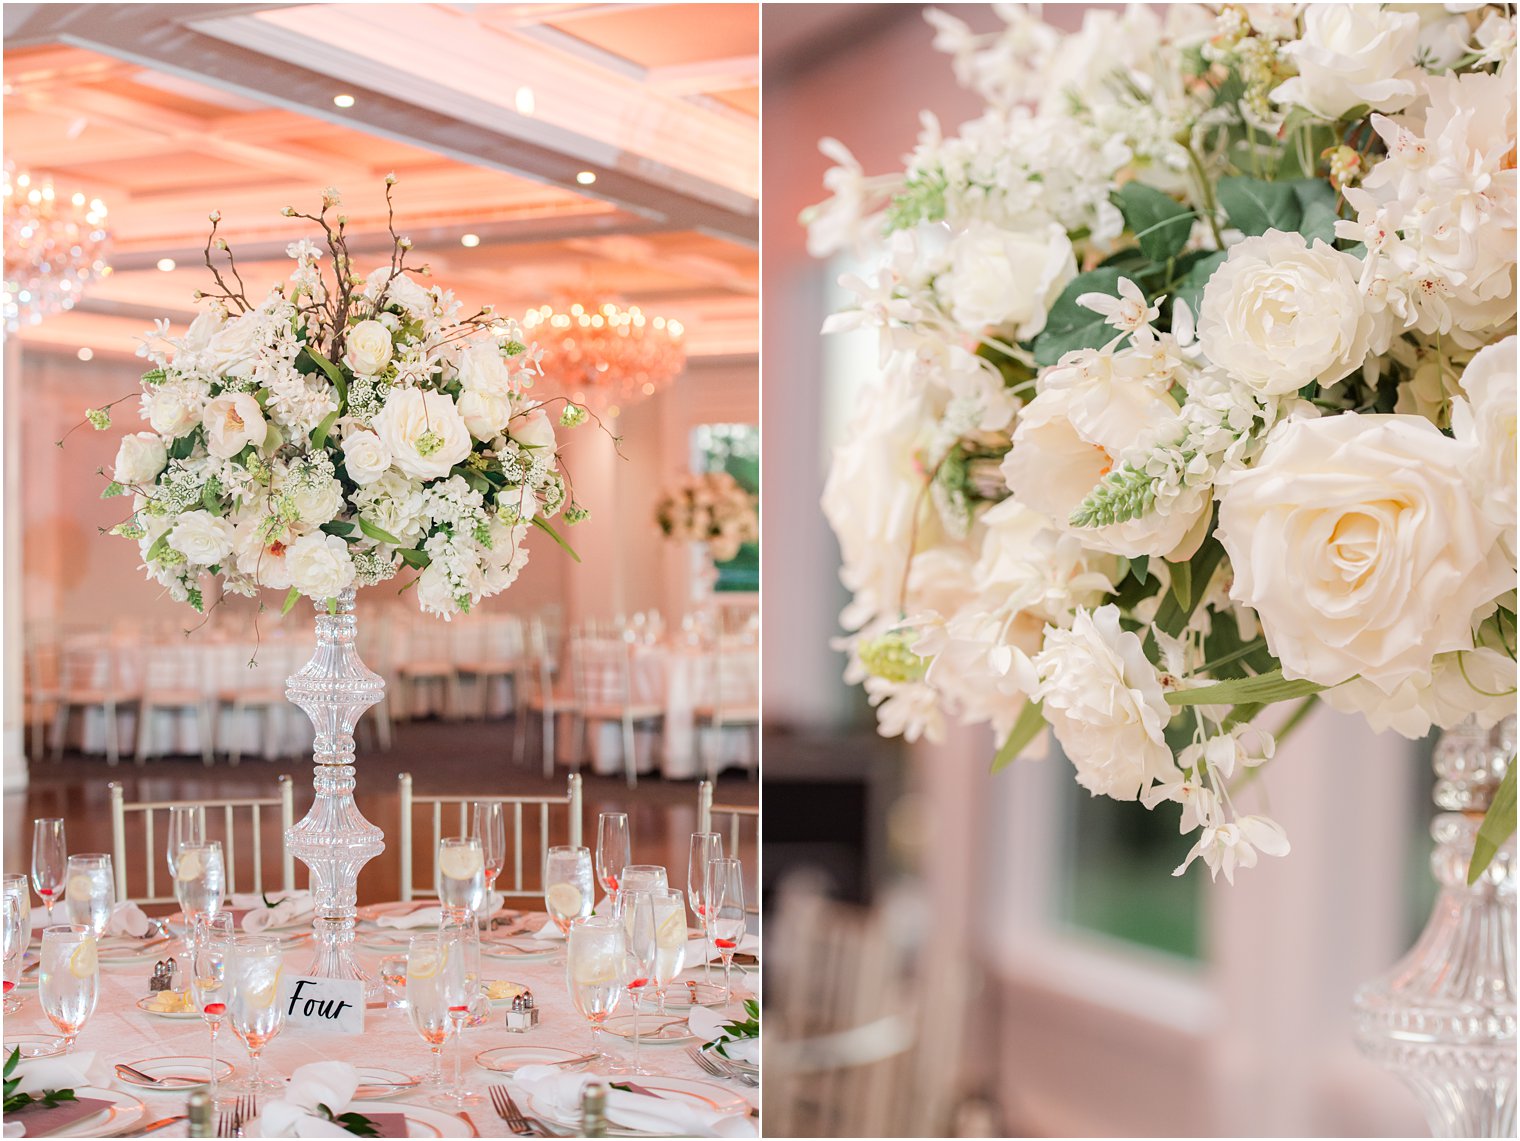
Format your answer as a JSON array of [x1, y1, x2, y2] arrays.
[[83, 180, 594, 621], [655, 470, 759, 562], [806, 3, 1517, 883]]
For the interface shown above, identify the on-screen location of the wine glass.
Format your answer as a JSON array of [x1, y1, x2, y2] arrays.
[[687, 833, 723, 986], [650, 888, 687, 1020], [63, 854, 114, 937], [407, 933, 449, 1088], [704, 857, 747, 1005], [436, 837, 485, 923], [544, 846, 594, 936], [38, 925, 98, 1053], [31, 819, 66, 922], [227, 935, 285, 1094], [3, 873, 32, 950], [566, 917, 626, 1071], [189, 924, 233, 1101], [469, 803, 506, 925], [619, 864, 667, 896], [595, 813, 630, 906], [617, 888, 657, 1074], [166, 806, 206, 881], [436, 922, 483, 1107], [2, 894, 25, 1013], [174, 842, 225, 929]]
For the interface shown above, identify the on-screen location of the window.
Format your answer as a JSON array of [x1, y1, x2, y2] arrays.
[[692, 423, 758, 593]]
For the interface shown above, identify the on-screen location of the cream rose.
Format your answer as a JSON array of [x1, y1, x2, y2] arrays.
[[342, 319, 394, 376], [416, 564, 459, 617], [1197, 230, 1375, 396], [354, 472, 427, 547], [1216, 413, 1513, 693], [939, 221, 1076, 339], [507, 406, 556, 451], [289, 477, 343, 527], [459, 390, 512, 441], [1323, 645, 1518, 740], [1450, 336, 1516, 553], [206, 310, 265, 378], [372, 387, 472, 480], [286, 532, 355, 599], [366, 269, 433, 319], [341, 430, 392, 486], [1271, 5, 1423, 120], [170, 510, 235, 567], [147, 384, 203, 438], [202, 393, 268, 459], [455, 341, 514, 395], [113, 432, 168, 486]]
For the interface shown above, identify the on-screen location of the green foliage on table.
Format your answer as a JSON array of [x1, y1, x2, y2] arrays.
[[3, 1047, 78, 1115], [316, 1102, 379, 1137]]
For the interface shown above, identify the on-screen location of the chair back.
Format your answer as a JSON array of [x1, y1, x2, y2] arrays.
[[569, 631, 636, 709], [396, 773, 583, 901], [484, 615, 525, 664], [108, 777, 297, 905], [697, 780, 759, 859]]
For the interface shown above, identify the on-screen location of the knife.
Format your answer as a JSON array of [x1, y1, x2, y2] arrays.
[[114, 1114, 188, 1136]]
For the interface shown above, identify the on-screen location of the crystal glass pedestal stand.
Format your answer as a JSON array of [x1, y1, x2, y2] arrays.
[[283, 587, 386, 1001], [1353, 715, 1516, 1138]]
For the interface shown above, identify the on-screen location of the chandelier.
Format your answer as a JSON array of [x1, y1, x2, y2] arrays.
[[2, 165, 111, 333], [524, 297, 685, 407]]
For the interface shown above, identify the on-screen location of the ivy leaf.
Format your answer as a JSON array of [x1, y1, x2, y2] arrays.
[[1172, 251, 1226, 325], [1218, 175, 1301, 236], [358, 518, 403, 547], [1469, 762, 1517, 885], [1115, 182, 1193, 263], [1165, 670, 1327, 708], [280, 587, 301, 617], [990, 699, 1046, 773], [1032, 268, 1125, 366], [532, 516, 581, 564]]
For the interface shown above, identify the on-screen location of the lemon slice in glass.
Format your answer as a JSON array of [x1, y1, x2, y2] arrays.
[[545, 883, 582, 917], [408, 952, 441, 980], [176, 849, 203, 881], [68, 938, 98, 978], [438, 847, 483, 881], [657, 910, 686, 946], [242, 968, 282, 1010], [65, 874, 93, 902]]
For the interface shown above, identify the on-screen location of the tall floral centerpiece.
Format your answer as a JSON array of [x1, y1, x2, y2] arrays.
[[806, 5, 1515, 1132], [656, 471, 759, 604], [87, 180, 594, 992]]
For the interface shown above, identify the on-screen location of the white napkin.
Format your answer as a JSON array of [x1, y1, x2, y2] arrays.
[[6, 1050, 113, 1097], [103, 901, 152, 938], [512, 1066, 756, 1138], [374, 892, 506, 930], [686, 931, 759, 964], [244, 1061, 361, 1138], [531, 918, 565, 941], [689, 1006, 760, 1065], [233, 891, 315, 934]]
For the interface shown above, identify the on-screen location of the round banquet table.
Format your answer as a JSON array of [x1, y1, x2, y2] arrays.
[[7, 908, 758, 1137]]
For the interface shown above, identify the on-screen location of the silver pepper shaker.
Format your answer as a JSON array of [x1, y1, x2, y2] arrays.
[[505, 989, 539, 1032], [580, 1081, 607, 1138], [148, 960, 172, 992], [187, 1090, 212, 1138]]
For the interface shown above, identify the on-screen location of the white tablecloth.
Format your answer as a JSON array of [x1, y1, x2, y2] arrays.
[[7, 909, 757, 1137]]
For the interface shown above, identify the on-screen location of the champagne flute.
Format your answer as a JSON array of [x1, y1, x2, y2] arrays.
[[687, 833, 723, 986], [436, 923, 483, 1107], [3, 873, 32, 950], [617, 888, 656, 1074], [407, 934, 449, 1088], [704, 857, 747, 1005], [544, 846, 594, 936], [189, 923, 233, 1102], [2, 895, 25, 1013], [566, 917, 626, 1071], [174, 842, 225, 929], [468, 803, 506, 926], [166, 806, 206, 881], [436, 837, 485, 924], [227, 935, 285, 1094], [618, 864, 667, 896], [650, 888, 687, 1020], [595, 813, 630, 906], [63, 854, 114, 937], [31, 819, 66, 922], [38, 925, 98, 1053]]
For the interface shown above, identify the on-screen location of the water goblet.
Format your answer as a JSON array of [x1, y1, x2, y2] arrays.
[[468, 803, 506, 925], [3, 872, 31, 957], [650, 888, 688, 1020], [436, 923, 483, 1107], [38, 925, 98, 1053], [31, 819, 66, 922], [566, 917, 626, 1072], [379, 954, 409, 1009], [687, 834, 723, 985], [174, 842, 226, 930], [166, 806, 206, 881], [619, 864, 667, 896], [189, 925, 233, 1102], [407, 934, 449, 1087], [705, 857, 747, 1005], [617, 889, 657, 1074], [595, 813, 630, 905], [226, 935, 285, 1094], [63, 854, 114, 937], [544, 846, 594, 936], [2, 894, 25, 1013], [436, 837, 485, 923]]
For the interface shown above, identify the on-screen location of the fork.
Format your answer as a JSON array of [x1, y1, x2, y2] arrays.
[[235, 1094, 259, 1137], [215, 1104, 235, 1139], [489, 1085, 540, 1136], [688, 1044, 759, 1086]]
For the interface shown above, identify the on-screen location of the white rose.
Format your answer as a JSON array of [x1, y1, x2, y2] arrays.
[[354, 472, 427, 547], [342, 319, 394, 376], [233, 519, 294, 590], [939, 221, 1076, 339], [113, 432, 168, 485], [416, 564, 458, 617], [458, 390, 512, 441], [1216, 413, 1513, 693], [372, 387, 472, 480], [181, 309, 223, 352], [341, 430, 392, 486], [170, 510, 235, 567], [1323, 645, 1518, 740], [1197, 230, 1375, 396], [507, 406, 556, 451], [455, 341, 514, 395], [289, 477, 343, 527], [286, 532, 355, 599], [481, 519, 531, 595], [1014, 604, 1178, 801], [1450, 336, 1517, 554], [202, 393, 268, 459], [1271, 5, 1423, 120], [206, 310, 266, 377], [147, 384, 203, 438], [365, 269, 433, 320]]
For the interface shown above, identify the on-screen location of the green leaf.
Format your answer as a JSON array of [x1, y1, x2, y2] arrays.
[[280, 587, 300, 616], [1165, 669, 1328, 707], [320, 521, 355, 537], [1153, 533, 1225, 638], [303, 347, 349, 406], [1218, 175, 1301, 237], [358, 518, 403, 547], [1032, 268, 1125, 366], [100, 481, 126, 500], [5, 1047, 18, 1080], [397, 547, 430, 570], [144, 530, 173, 565], [1468, 762, 1517, 885], [532, 516, 581, 564], [1115, 182, 1193, 263], [327, 597, 337, 616], [1291, 179, 1340, 245], [310, 409, 341, 452], [1169, 559, 1192, 613], [168, 433, 196, 462], [1129, 554, 1150, 586], [991, 699, 1046, 773], [1172, 251, 1226, 324]]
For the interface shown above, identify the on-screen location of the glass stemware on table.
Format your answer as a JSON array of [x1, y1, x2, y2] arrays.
[[174, 841, 226, 930], [166, 806, 206, 880], [596, 812, 631, 905], [407, 933, 449, 1089], [3, 894, 25, 1013], [437, 922, 483, 1107], [468, 802, 506, 926], [31, 819, 67, 923], [544, 846, 595, 940], [38, 924, 98, 1053], [566, 916, 627, 1072], [619, 865, 668, 896], [226, 934, 285, 1094], [63, 854, 114, 937], [650, 888, 688, 1019], [188, 915, 235, 1102], [617, 889, 657, 1074], [2, 873, 30, 1013], [704, 857, 747, 1004], [688, 833, 724, 986], [437, 836, 486, 924]]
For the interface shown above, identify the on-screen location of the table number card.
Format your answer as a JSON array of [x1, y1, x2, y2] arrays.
[[280, 975, 365, 1034]]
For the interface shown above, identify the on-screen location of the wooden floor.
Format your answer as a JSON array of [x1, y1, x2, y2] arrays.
[[5, 719, 759, 908]]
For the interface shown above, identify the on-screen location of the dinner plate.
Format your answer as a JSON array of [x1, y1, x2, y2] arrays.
[[524, 1074, 748, 1132], [599, 1014, 696, 1044], [34, 1086, 146, 1137], [382, 1101, 474, 1137], [113, 1054, 233, 1091], [480, 939, 557, 963], [97, 938, 175, 968], [3, 1032, 64, 1058], [355, 930, 414, 951], [351, 1065, 421, 1100], [475, 1044, 592, 1074], [134, 995, 202, 1020], [652, 980, 727, 1010]]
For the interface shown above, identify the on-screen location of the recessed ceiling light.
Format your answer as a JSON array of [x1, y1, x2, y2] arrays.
[[333, 93, 356, 109], [514, 86, 535, 116], [575, 171, 597, 186], [156, 258, 176, 272], [76, 347, 94, 361], [460, 233, 480, 248]]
